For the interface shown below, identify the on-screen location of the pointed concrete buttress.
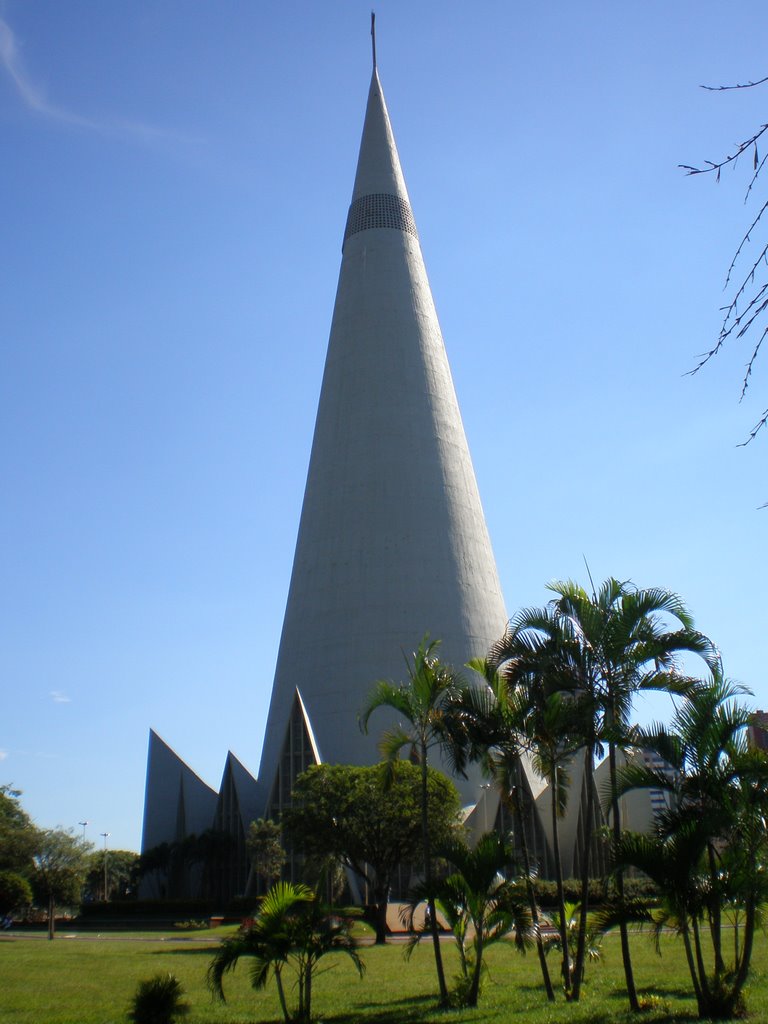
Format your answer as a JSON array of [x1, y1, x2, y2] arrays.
[[258, 66, 510, 810]]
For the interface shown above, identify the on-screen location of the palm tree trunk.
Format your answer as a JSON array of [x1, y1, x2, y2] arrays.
[[304, 959, 312, 1024], [572, 744, 595, 1001], [274, 968, 290, 1024], [421, 744, 448, 1005], [734, 909, 741, 966], [297, 962, 305, 1024], [706, 842, 725, 976], [691, 915, 711, 1006], [468, 928, 484, 1007], [608, 739, 639, 1012], [550, 765, 571, 997], [680, 917, 704, 1015], [733, 891, 757, 998], [510, 776, 555, 1001]]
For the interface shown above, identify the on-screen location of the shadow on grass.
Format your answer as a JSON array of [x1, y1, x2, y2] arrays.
[[324, 994, 442, 1024], [638, 984, 697, 1001], [191, 994, 439, 1024], [515, 980, 556, 993], [574, 1014, 698, 1024], [607, 984, 695, 1002], [152, 945, 218, 956]]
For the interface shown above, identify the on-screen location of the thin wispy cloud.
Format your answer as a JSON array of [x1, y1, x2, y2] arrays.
[[0, 15, 196, 145], [0, 750, 8, 761], [50, 691, 71, 704]]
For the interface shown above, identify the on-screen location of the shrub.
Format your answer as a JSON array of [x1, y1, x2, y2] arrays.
[[0, 870, 33, 916], [128, 973, 189, 1024], [532, 877, 658, 908]]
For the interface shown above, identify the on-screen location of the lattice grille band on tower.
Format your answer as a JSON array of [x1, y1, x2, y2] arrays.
[[343, 192, 418, 249]]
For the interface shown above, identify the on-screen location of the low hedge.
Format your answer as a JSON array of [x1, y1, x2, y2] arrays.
[[78, 900, 214, 920], [532, 877, 659, 907]]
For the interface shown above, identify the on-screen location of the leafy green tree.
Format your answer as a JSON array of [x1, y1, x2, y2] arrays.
[[208, 881, 364, 1024], [85, 849, 140, 900], [32, 828, 91, 939], [360, 636, 464, 1004], [613, 677, 768, 1018], [488, 578, 719, 1007], [408, 831, 531, 1007], [0, 785, 38, 876], [0, 869, 32, 916], [282, 761, 460, 944], [246, 818, 285, 892]]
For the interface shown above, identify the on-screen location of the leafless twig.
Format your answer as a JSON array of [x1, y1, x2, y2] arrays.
[[701, 76, 768, 91], [683, 76, 768, 443]]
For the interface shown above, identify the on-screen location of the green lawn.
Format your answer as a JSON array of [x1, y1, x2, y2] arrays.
[[2, 929, 767, 1023]]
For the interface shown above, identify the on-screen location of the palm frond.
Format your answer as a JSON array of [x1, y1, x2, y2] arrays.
[[359, 681, 414, 733]]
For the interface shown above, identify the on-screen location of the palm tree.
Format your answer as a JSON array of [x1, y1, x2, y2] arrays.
[[207, 881, 364, 1024], [488, 578, 720, 1008], [406, 831, 532, 1007], [447, 661, 557, 1000], [360, 636, 462, 1006], [519, 681, 586, 996], [613, 677, 768, 1018]]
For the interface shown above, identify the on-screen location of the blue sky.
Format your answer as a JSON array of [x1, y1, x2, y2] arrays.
[[1, 1, 766, 853]]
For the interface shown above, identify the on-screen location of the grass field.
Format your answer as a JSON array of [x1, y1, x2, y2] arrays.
[[2, 927, 767, 1023]]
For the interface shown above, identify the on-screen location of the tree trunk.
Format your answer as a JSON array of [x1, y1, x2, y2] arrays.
[[734, 909, 741, 966], [303, 959, 312, 1024], [275, 968, 290, 1024], [681, 917, 704, 1015], [468, 928, 484, 1007], [421, 743, 448, 1004], [608, 740, 639, 1012], [691, 916, 710, 1005], [571, 744, 595, 1001], [373, 890, 389, 945], [733, 891, 757, 999], [510, 777, 555, 1002], [47, 893, 55, 941], [550, 765, 571, 997], [707, 842, 725, 976]]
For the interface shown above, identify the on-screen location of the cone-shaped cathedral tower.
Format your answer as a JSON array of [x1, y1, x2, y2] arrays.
[[257, 57, 509, 812], [141, 34, 568, 901]]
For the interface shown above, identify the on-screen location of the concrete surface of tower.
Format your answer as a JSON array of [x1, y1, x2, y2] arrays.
[[257, 27, 509, 814]]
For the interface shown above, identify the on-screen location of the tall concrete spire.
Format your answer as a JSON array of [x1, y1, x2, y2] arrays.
[[258, 60, 509, 808]]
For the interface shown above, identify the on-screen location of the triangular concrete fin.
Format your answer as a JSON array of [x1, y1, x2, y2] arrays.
[[140, 729, 217, 854], [265, 689, 321, 819]]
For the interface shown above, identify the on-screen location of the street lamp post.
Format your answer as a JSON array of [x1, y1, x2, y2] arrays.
[[78, 821, 89, 843], [100, 833, 110, 901]]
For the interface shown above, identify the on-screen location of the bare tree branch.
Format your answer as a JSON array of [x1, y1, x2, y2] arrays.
[[739, 405, 768, 446], [684, 76, 768, 443], [701, 76, 768, 91], [679, 124, 768, 180]]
